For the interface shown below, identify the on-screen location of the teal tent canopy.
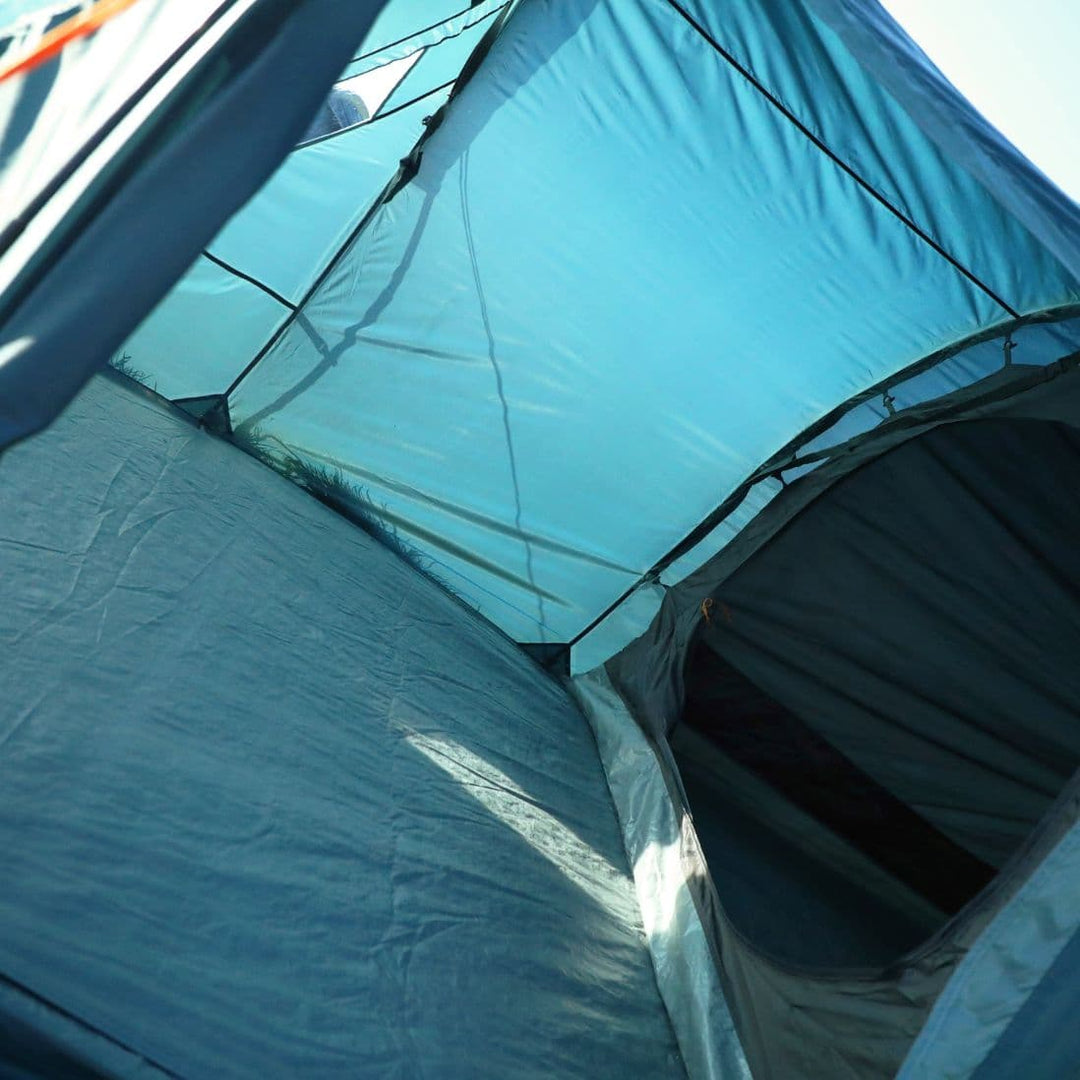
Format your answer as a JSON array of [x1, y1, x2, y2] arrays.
[[1, 1, 1079, 1077]]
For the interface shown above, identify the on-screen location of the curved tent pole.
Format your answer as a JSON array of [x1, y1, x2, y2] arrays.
[[566, 308, 1080, 656]]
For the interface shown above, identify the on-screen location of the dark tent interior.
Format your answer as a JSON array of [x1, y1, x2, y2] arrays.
[[673, 413, 1080, 970]]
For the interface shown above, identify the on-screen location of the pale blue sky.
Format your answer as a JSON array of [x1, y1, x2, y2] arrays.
[[883, 0, 1080, 201]]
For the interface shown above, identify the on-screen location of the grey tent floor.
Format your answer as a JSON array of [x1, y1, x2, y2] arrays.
[[0, 374, 684, 1079]]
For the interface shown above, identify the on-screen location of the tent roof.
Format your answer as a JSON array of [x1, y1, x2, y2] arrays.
[[3, 0, 1080, 665]]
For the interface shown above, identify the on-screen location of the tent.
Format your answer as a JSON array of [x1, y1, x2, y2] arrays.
[[1, 1, 1079, 1076]]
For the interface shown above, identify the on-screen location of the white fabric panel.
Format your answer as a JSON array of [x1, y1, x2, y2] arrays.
[[0, 0, 230, 226], [570, 668, 751, 1080]]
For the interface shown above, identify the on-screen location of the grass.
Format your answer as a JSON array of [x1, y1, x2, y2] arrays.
[[109, 351, 154, 387], [233, 425, 448, 587]]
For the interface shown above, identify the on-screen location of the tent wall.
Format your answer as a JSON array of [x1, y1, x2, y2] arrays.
[[118, 1, 508, 406], [574, 314, 1080, 672], [0, 373, 684, 1079], [574, 670, 947, 1080], [612, 356, 1080, 738], [0, 0, 389, 449], [899, 791, 1080, 1080], [671, 725, 941, 970], [969, 927, 1080, 1079], [654, 405, 1080, 1065], [806, 0, 1080, 282], [3, 2, 1080, 1076], [106, 0, 1080, 657]]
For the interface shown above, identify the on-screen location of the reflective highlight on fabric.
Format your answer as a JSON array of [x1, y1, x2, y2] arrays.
[[571, 668, 751, 1080]]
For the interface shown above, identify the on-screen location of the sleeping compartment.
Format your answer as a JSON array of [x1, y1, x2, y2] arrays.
[[673, 416, 1080, 969]]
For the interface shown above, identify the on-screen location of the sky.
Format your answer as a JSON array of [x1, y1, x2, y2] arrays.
[[882, 0, 1080, 201]]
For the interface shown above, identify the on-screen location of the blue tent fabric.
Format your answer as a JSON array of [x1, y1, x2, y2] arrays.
[[3, 1, 1080, 1076], [0, 372, 685, 1079], [898, 789, 1080, 1080], [0, 0, 390, 448], [117, 98, 438, 402], [808, 0, 1080, 284], [108, 0, 1080, 652], [972, 927, 1080, 1080], [115, 3, 502, 406], [604, 358, 1080, 1079]]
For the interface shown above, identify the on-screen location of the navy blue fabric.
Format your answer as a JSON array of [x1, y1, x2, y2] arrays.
[[695, 416, 1080, 869]]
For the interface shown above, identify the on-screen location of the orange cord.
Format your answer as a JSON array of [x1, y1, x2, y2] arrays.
[[700, 596, 733, 627], [0, 0, 143, 85]]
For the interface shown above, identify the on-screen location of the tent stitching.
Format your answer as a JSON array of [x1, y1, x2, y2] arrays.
[[663, 0, 1021, 319], [200, 249, 297, 310]]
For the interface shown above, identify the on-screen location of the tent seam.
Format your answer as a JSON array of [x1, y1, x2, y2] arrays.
[[662, 0, 1021, 320], [0, 968, 183, 1078], [565, 314, 1080, 653], [200, 249, 296, 310], [217, 4, 515, 405]]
